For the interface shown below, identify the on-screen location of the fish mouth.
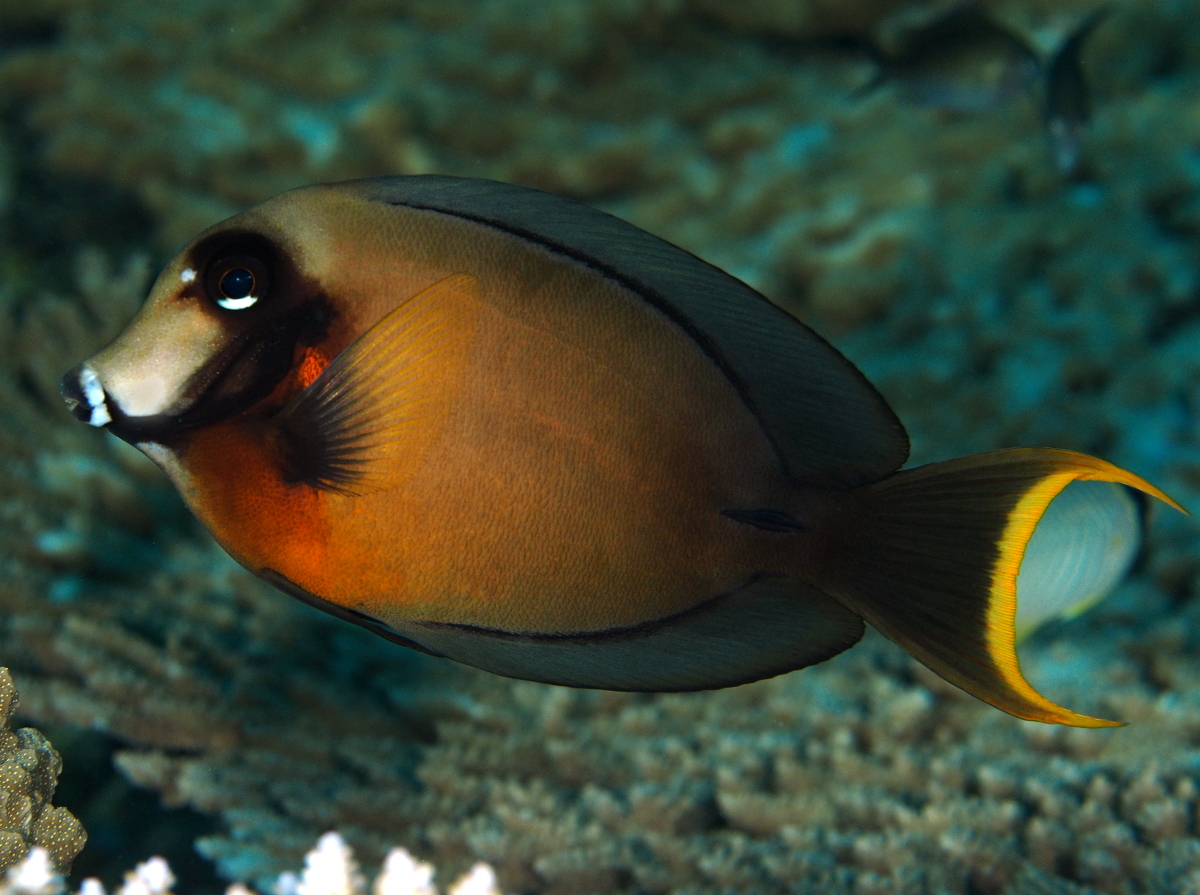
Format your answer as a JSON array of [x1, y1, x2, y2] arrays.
[[59, 341, 262, 447], [59, 302, 327, 446], [60, 363, 114, 428], [60, 362, 176, 445]]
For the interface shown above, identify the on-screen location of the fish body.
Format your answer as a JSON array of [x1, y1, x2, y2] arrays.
[[867, 4, 1040, 112], [178, 187, 791, 636], [61, 176, 1181, 723]]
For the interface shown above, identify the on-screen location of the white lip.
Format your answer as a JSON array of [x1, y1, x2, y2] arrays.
[[79, 364, 112, 427]]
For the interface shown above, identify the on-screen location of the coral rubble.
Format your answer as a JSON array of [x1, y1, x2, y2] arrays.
[[0, 670, 84, 876]]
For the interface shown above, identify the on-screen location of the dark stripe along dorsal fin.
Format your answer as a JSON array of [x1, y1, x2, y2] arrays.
[[358, 176, 910, 488]]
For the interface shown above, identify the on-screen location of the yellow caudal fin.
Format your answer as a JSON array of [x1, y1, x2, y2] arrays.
[[818, 449, 1184, 727]]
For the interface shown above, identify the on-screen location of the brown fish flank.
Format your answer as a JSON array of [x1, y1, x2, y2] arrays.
[[182, 192, 797, 634]]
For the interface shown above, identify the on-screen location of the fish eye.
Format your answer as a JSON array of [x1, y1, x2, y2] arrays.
[[220, 268, 255, 304], [206, 254, 270, 311]]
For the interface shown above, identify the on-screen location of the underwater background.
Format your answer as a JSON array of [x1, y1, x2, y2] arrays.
[[0, 0, 1199, 892]]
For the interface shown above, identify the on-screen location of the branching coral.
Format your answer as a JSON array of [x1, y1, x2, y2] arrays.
[[0, 0, 1190, 260], [277, 832, 499, 895], [89, 597, 1200, 895], [0, 669, 84, 876]]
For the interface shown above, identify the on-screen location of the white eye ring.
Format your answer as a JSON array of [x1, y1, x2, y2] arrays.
[[217, 294, 258, 310]]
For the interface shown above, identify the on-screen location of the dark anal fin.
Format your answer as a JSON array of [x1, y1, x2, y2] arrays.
[[275, 274, 480, 496], [400, 575, 864, 691], [723, 507, 806, 533], [816, 449, 1183, 727], [259, 568, 448, 658]]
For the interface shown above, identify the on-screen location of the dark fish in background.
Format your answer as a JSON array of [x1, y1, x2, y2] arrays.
[[859, 3, 1106, 171], [1043, 8, 1108, 173], [59, 176, 1182, 727], [861, 3, 1040, 113]]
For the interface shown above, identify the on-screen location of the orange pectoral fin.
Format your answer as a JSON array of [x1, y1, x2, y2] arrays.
[[273, 273, 481, 495]]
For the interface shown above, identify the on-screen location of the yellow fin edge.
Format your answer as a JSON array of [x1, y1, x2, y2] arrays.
[[986, 449, 1185, 728]]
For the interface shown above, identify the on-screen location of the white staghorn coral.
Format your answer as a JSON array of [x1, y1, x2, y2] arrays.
[[0, 836, 499, 895], [115, 859, 174, 895], [372, 849, 435, 895], [279, 834, 498, 895], [441, 865, 499, 895], [3, 848, 59, 895], [280, 833, 364, 895]]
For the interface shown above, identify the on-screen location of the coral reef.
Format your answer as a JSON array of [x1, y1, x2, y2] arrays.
[[10, 253, 1200, 895], [0, 0, 1189, 256], [0, 0, 1196, 893], [0, 669, 84, 876], [110, 611, 1200, 895]]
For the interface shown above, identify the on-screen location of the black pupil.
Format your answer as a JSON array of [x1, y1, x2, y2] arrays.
[[220, 268, 255, 300]]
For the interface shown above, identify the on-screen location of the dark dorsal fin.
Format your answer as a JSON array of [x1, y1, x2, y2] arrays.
[[357, 176, 909, 488]]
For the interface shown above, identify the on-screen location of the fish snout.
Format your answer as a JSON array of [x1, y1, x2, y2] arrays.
[[59, 363, 113, 428]]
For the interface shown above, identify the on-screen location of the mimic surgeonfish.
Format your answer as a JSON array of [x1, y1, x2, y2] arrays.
[[59, 176, 1183, 727]]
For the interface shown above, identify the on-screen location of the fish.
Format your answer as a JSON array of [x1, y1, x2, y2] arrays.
[[860, 3, 1040, 113], [856, 3, 1106, 171], [1042, 9, 1108, 174], [58, 176, 1183, 727]]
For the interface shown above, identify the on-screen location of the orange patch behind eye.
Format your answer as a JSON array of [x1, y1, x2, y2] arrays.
[[296, 347, 331, 388]]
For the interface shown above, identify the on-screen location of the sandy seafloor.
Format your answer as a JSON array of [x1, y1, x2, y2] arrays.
[[1, 0, 1200, 893]]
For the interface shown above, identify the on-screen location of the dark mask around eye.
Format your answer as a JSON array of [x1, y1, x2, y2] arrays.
[[103, 233, 334, 445]]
